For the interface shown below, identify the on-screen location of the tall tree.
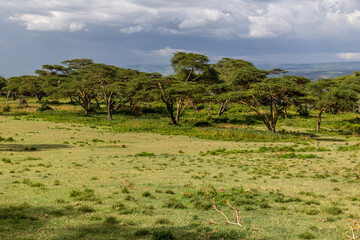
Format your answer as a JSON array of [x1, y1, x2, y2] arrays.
[[241, 77, 306, 133], [38, 59, 95, 115], [280, 75, 311, 119], [214, 58, 266, 116], [0, 76, 6, 97], [215, 58, 306, 133], [158, 52, 218, 124]]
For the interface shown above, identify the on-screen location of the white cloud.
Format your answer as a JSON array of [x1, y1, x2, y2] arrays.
[[337, 53, 360, 60], [152, 47, 188, 57], [247, 4, 293, 38], [9, 11, 86, 31], [2, 0, 360, 39], [120, 25, 143, 34]]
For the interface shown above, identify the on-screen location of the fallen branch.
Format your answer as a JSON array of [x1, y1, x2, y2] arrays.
[[346, 219, 360, 240], [212, 198, 242, 227]]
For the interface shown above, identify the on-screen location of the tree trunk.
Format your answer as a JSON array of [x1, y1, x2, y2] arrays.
[[316, 108, 325, 132], [84, 104, 89, 116], [217, 101, 229, 116], [6, 91, 10, 105], [207, 103, 211, 116], [189, 101, 199, 113], [175, 99, 183, 124], [95, 98, 102, 110], [107, 105, 112, 120], [284, 106, 288, 120]]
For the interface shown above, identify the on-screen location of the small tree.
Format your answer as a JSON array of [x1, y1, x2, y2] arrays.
[[213, 58, 263, 116], [240, 77, 306, 133], [309, 79, 358, 132]]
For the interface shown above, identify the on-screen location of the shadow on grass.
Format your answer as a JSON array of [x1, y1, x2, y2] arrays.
[[52, 222, 247, 240], [0, 144, 73, 152], [0, 203, 247, 240], [0, 203, 79, 239], [310, 137, 346, 142]]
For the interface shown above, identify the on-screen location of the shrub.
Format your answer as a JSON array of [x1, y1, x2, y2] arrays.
[[142, 191, 153, 197], [135, 152, 155, 157], [2, 158, 12, 164], [165, 190, 175, 195], [69, 188, 100, 202], [325, 206, 343, 215], [134, 229, 151, 236], [112, 202, 136, 214], [152, 228, 174, 240], [78, 205, 96, 213], [2, 105, 10, 112], [305, 209, 320, 215], [163, 198, 187, 209], [155, 218, 172, 225], [37, 104, 53, 112], [193, 120, 213, 127], [104, 216, 118, 224], [298, 232, 315, 239]]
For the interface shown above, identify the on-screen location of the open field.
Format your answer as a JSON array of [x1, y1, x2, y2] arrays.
[[1, 114, 360, 240]]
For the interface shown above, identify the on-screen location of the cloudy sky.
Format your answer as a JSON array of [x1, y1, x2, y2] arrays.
[[1, 0, 360, 77]]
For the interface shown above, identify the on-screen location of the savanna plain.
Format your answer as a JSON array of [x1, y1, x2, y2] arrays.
[[1, 102, 360, 240]]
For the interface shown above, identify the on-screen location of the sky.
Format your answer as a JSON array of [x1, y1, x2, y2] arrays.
[[1, 0, 360, 77]]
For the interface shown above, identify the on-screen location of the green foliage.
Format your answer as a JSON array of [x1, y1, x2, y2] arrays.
[[324, 206, 343, 215], [152, 228, 174, 240], [163, 198, 187, 209], [135, 152, 156, 157], [338, 143, 360, 151], [69, 188, 100, 202], [2, 158, 12, 163], [0, 136, 14, 142], [298, 232, 316, 239]]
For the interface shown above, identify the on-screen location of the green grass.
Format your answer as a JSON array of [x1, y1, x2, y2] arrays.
[[1, 98, 360, 239], [0, 115, 359, 239]]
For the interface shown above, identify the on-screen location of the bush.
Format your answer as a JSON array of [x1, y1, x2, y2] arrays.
[[37, 104, 53, 112], [142, 191, 153, 197], [325, 206, 342, 215], [135, 152, 155, 157], [298, 232, 315, 239], [152, 228, 174, 240], [69, 188, 100, 202], [163, 198, 187, 209], [2, 105, 10, 112], [77, 205, 96, 213], [193, 120, 213, 127]]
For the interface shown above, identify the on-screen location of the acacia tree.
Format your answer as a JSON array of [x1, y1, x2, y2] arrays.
[[213, 58, 266, 116], [309, 79, 358, 132], [5, 76, 33, 106], [5, 75, 47, 105], [0, 76, 6, 96], [19, 75, 47, 101], [37, 59, 95, 115], [279, 75, 311, 119], [158, 52, 218, 125], [240, 77, 306, 133]]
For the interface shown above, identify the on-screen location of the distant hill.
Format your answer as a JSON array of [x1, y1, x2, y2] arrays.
[[123, 64, 173, 76], [257, 62, 360, 80], [124, 62, 360, 81]]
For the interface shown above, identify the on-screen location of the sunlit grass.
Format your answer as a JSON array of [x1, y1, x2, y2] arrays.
[[0, 114, 359, 239]]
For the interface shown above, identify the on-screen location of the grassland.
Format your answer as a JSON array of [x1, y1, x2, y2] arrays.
[[1, 100, 360, 239]]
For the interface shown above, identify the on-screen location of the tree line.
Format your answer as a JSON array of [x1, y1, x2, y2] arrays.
[[1, 53, 360, 133]]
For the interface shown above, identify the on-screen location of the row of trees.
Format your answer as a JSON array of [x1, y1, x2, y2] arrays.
[[1, 53, 360, 133]]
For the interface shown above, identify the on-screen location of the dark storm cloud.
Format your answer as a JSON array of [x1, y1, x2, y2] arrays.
[[1, 0, 360, 76]]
